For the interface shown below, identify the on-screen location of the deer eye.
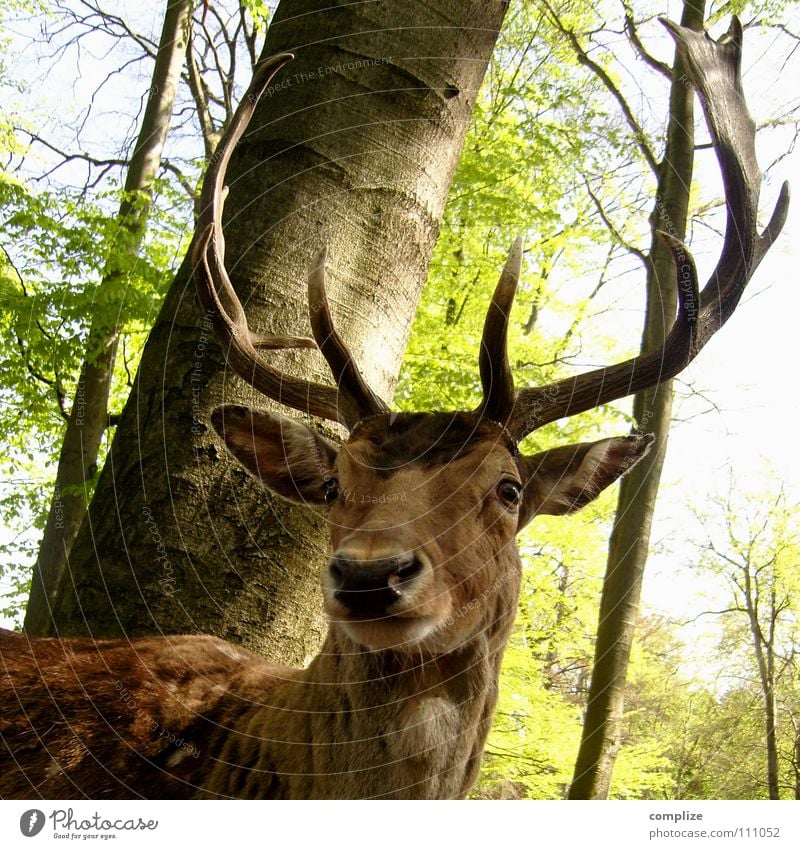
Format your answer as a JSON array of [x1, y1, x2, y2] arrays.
[[322, 477, 340, 504], [497, 479, 521, 507]]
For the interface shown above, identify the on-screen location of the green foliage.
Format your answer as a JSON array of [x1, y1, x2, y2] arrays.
[[0, 157, 188, 624], [710, 0, 792, 24], [241, 0, 273, 34], [689, 482, 800, 798], [396, 1, 642, 438], [477, 642, 584, 798], [473, 494, 619, 798], [0, 0, 205, 624], [610, 616, 705, 799]]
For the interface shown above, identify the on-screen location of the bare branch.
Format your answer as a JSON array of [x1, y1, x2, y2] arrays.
[[72, 0, 158, 58], [20, 130, 128, 181], [540, 0, 659, 176], [582, 175, 647, 263], [622, 2, 672, 79]]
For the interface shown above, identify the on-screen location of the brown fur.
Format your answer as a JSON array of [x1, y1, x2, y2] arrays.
[[1, 411, 650, 799]]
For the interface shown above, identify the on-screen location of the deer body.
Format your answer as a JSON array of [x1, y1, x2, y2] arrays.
[[0, 627, 503, 799], [0, 20, 789, 799], [202, 628, 508, 800], [1, 631, 277, 799]]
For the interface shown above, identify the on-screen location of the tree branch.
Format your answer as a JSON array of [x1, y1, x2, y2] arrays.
[[541, 0, 659, 176], [186, 25, 220, 160], [582, 175, 647, 263], [622, 2, 672, 79], [159, 158, 199, 201], [20, 130, 128, 188]]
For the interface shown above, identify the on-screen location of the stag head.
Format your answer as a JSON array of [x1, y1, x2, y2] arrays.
[[194, 16, 788, 657]]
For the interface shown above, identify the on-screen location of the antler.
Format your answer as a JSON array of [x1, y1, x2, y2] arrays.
[[477, 236, 523, 423], [478, 16, 789, 442], [193, 54, 388, 430], [199, 20, 787, 440]]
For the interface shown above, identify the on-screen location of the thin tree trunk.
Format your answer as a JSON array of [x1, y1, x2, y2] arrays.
[[764, 686, 780, 799], [746, 582, 780, 799], [568, 0, 705, 800], [793, 718, 800, 800], [47, 0, 509, 664], [24, 0, 192, 635]]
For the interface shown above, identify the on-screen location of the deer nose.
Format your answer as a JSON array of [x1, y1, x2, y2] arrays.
[[328, 552, 424, 617]]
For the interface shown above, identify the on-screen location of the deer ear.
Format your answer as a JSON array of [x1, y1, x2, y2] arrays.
[[211, 405, 339, 505], [516, 434, 654, 529]]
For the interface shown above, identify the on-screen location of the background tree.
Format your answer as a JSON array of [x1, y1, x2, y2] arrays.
[[23, 0, 192, 634], [556, 0, 705, 798], [695, 481, 800, 799]]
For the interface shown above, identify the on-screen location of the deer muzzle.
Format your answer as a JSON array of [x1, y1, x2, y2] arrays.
[[328, 552, 426, 618]]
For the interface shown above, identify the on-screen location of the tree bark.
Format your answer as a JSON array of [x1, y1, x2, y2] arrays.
[[48, 0, 509, 665], [793, 717, 800, 800], [745, 577, 780, 799], [24, 0, 192, 635], [763, 682, 780, 799], [568, 0, 705, 800]]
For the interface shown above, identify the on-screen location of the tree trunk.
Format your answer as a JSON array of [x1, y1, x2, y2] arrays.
[[568, 0, 705, 800], [764, 685, 780, 799], [23, 0, 192, 635], [47, 0, 509, 665], [747, 584, 780, 799], [793, 718, 800, 800]]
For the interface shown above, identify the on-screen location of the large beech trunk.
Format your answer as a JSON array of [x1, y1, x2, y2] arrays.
[[47, 0, 509, 664]]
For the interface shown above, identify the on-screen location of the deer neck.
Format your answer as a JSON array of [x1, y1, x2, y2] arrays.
[[299, 624, 507, 799], [205, 576, 518, 800]]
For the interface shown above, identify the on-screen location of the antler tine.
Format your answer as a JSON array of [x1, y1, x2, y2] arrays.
[[660, 16, 790, 335], [477, 235, 522, 424], [193, 53, 374, 429], [505, 15, 789, 442], [506, 233, 700, 439], [307, 248, 390, 425]]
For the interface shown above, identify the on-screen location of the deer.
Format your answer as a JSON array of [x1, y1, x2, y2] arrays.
[[0, 18, 789, 800]]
